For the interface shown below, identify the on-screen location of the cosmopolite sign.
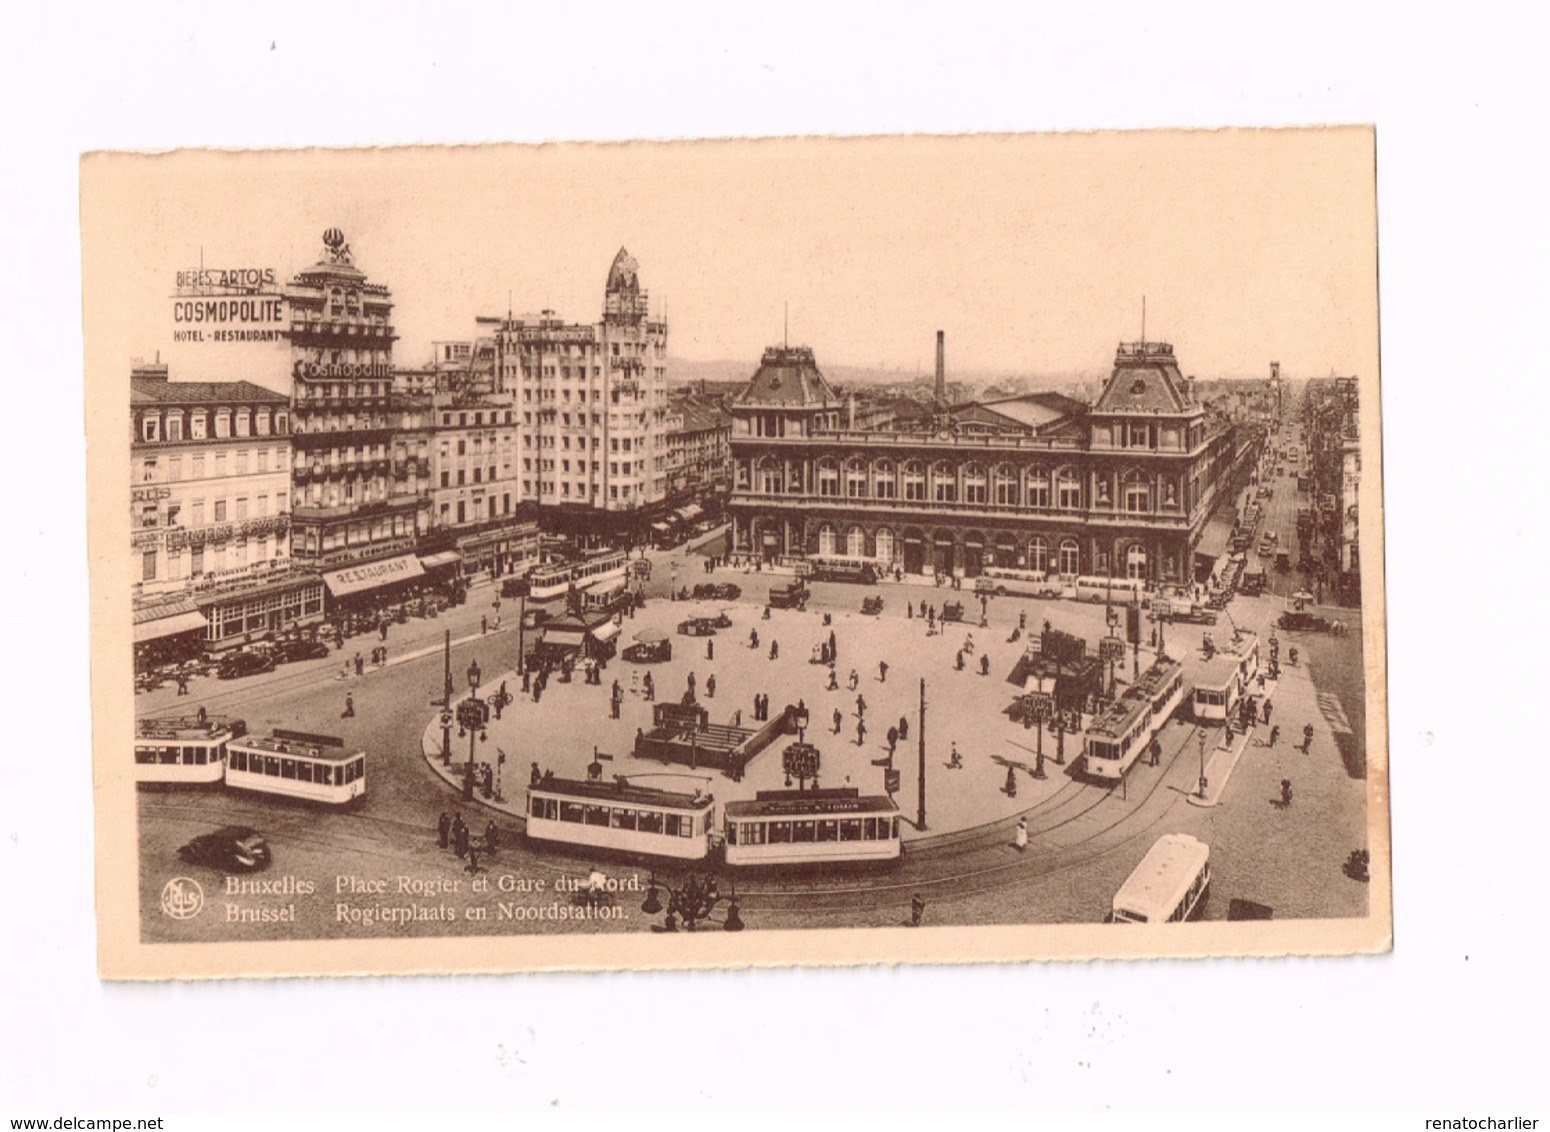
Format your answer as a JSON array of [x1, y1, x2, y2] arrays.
[[293, 360, 394, 380]]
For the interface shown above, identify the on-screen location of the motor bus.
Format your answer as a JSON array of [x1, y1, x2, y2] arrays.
[[723, 788, 901, 868], [804, 555, 879, 585], [1081, 657, 1186, 782], [525, 777, 716, 862], [1191, 634, 1261, 723], [974, 566, 1062, 599], [1110, 833, 1211, 923], [528, 550, 629, 602], [134, 714, 246, 785], [224, 728, 366, 807], [1073, 575, 1147, 604]]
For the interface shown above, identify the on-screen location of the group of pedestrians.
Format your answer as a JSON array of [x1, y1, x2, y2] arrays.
[[436, 811, 501, 874]]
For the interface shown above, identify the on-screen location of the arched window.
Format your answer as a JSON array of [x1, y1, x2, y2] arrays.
[[817, 523, 837, 556], [873, 459, 897, 499], [1125, 544, 1148, 580], [932, 461, 957, 503], [875, 527, 895, 564], [1028, 536, 1049, 574], [1058, 538, 1080, 576], [1027, 467, 1050, 508], [963, 463, 987, 504], [1057, 468, 1081, 509], [189, 411, 207, 440], [846, 526, 866, 558], [254, 410, 270, 436], [993, 464, 1019, 506], [140, 413, 160, 443], [235, 409, 251, 437], [274, 411, 288, 435], [903, 461, 926, 501], [817, 458, 840, 498], [845, 459, 868, 498]]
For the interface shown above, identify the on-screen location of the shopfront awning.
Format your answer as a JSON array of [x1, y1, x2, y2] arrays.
[[675, 504, 703, 521], [1194, 517, 1235, 563], [419, 550, 461, 569], [542, 628, 586, 648], [651, 522, 671, 533], [322, 554, 425, 597], [591, 621, 621, 643], [133, 609, 209, 644]]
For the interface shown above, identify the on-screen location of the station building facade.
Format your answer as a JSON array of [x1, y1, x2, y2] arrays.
[[727, 340, 1251, 586]]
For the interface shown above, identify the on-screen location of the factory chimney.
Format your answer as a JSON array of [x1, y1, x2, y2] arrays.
[[934, 330, 946, 409]]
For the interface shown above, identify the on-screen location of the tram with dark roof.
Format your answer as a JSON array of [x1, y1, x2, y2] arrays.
[[723, 788, 901, 868], [1081, 657, 1186, 782], [134, 714, 246, 785]]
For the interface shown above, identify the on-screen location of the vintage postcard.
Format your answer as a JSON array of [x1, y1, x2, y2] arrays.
[[84, 129, 1389, 978]]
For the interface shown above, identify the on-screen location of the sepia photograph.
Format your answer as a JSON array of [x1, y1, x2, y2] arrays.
[[85, 130, 1388, 977]]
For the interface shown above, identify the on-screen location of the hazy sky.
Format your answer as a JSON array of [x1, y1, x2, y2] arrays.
[[88, 128, 1377, 389]]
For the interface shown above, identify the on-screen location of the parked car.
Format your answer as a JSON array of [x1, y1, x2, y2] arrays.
[[941, 601, 966, 623], [768, 581, 809, 609], [861, 595, 884, 616], [1167, 605, 1218, 626], [622, 639, 672, 664], [1241, 570, 1268, 596], [677, 618, 719, 637], [691, 582, 742, 602], [178, 826, 272, 872], [217, 650, 277, 680], [1277, 611, 1331, 633], [273, 637, 331, 664]]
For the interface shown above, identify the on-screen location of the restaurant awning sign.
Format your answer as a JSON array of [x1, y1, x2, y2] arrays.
[[321, 554, 424, 597]]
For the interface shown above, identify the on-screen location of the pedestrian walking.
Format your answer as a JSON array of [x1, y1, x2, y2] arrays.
[[465, 838, 482, 875], [706, 674, 717, 699], [848, 669, 859, 691], [706, 639, 714, 661], [176, 673, 189, 695], [380, 621, 388, 642], [955, 650, 965, 671], [687, 671, 697, 698], [354, 652, 364, 676], [342, 693, 355, 718], [1014, 817, 1029, 851], [899, 714, 909, 742], [437, 812, 450, 849], [481, 614, 488, 635], [1269, 724, 1280, 747], [833, 708, 843, 734], [949, 741, 963, 769], [980, 654, 991, 676], [878, 660, 888, 683], [1302, 723, 1314, 753], [1263, 700, 1273, 725], [856, 693, 866, 719], [910, 894, 926, 927], [453, 815, 468, 859], [827, 669, 839, 691], [828, 629, 837, 661], [1019, 610, 1027, 631], [887, 726, 899, 756], [1005, 764, 1018, 797], [732, 708, 742, 727], [856, 718, 867, 746], [769, 640, 779, 660]]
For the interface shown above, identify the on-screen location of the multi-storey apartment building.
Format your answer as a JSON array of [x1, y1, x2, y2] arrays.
[[130, 360, 324, 656], [665, 390, 732, 513], [727, 338, 1252, 585], [286, 229, 429, 570], [497, 248, 671, 541], [1304, 375, 1361, 604]]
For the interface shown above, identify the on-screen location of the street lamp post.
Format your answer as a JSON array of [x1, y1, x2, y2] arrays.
[[460, 659, 485, 802], [641, 873, 744, 932], [440, 629, 452, 765], [1198, 728, 1209, 799]]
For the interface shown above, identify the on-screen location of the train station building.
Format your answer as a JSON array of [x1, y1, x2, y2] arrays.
[[727, 335, 1257, 585]]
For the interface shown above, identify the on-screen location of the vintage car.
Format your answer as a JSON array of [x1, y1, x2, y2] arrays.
[[216, 650, 277, 680], [521, 607, 550, 630], [1166, 605, 1218, 626], [677, 617, 720, 637], [622, 639, 673, 664], [1277, 611, 1332, 633], [178, 826, 272, 872], [272, 637, 331, 664], [691, 582, 742, 602], [1240, 569, 1268, 596], [767, 580, 810, 609], [861, 595, 885, 616], [940, 601, 966, 623]]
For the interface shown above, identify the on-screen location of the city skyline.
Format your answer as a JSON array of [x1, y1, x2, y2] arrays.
[[99, 129, 1377, 393]]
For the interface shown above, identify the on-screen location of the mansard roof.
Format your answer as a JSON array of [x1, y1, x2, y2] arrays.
[[1093, 341, 1194, 414], [733, 345, 841, 407]]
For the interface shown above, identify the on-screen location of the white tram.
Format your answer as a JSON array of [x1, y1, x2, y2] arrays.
[[224, 728, 366, 807], [723, 788, 902, 867], [1082, 657, 1186, 782], [1191, 634, 1261, 723], [525, 777, 716, 862], [134, 715, 246, 785], [528, 550, 629, 602], [1110, 833, 1211, 924]]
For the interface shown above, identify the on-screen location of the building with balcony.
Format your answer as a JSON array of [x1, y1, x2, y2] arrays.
[[497, 248, 671, 542], [665, 391, 732, 512], [727, 338, 1253, 585], [285, 229, 426, 574], [1303, 375, 1361, 605], [130, 361, 323, 656]]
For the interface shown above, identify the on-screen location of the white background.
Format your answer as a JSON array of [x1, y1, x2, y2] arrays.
[[2, 1, 1545, 1115]]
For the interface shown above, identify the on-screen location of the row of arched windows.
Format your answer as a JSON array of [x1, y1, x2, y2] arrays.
[[136, 406, 289, 444], [739, 456, 1178, 512]]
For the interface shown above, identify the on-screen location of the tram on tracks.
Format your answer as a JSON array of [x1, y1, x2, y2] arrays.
[[1191, 633, 1261, 723], [224, 728, 366, 807], [525, 777, 717, 862], [1081, 656, 1186, 782], [723, 788, 901, 868], [1109, 833, 1211, 924], [134, 714, 247, 785], [528, 550, 629, 602]]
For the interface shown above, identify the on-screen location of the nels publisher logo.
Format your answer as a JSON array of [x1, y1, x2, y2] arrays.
[[160, 877, 205, 920]]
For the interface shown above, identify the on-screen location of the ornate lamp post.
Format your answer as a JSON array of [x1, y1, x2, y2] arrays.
[[457, 659, 488, 802], [641, 873, 744, 932], [1028, 690, 1052, 779], [782, 741, 820, 790]]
